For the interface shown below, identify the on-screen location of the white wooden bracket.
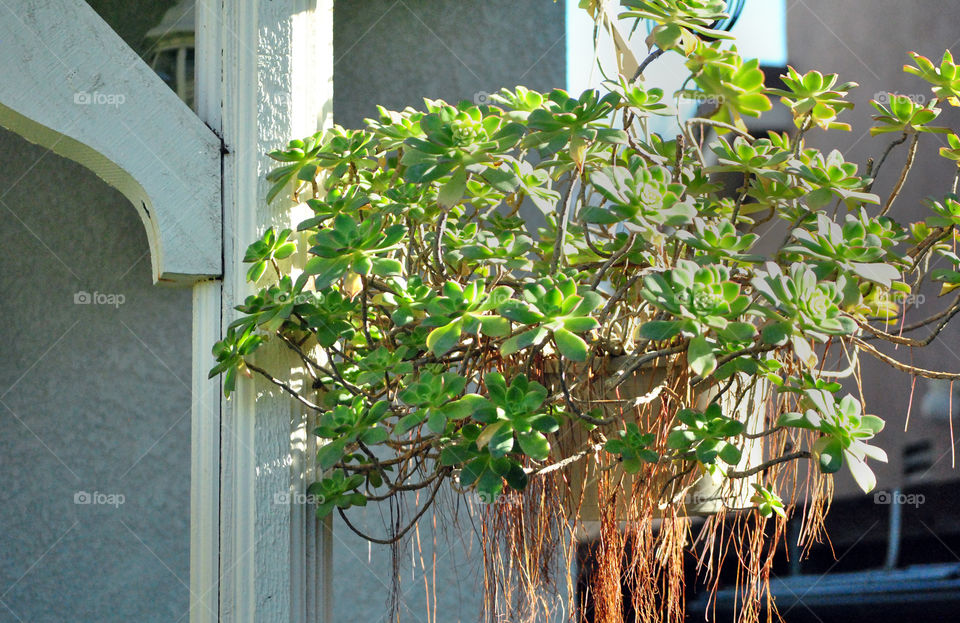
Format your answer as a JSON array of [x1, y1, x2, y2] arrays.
[[0, 0, 222, 284]]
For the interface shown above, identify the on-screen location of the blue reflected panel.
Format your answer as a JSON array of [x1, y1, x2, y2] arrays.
[[565, 0, 788, 137], [728, 0, 788, 66], [566, 0, 788, 94]]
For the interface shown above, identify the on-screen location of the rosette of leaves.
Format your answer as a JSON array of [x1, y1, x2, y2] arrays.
[[582, 160, 696, 233], [620, 0, 732, 52], [925, 194, 960, 228], [674, 218, 761, 263], [315, 397, 393, 470], [472, 373, 561, 462], [231, 276, 304, 334], [768, 67, 857, 131], [303, 213, 405, 290], [298, 186, 370, 230], [940, 133, 960, 164], [789, 149, 879, 209], [305, 470, 368, 518], [925, 196, 960, 295], [401, 103, 526, 208], [752, 263, 856, 366], [394, 371, 486, 434], [266, 127, 377, 203], [605, 423, 660, 473], [523, 88, 627, 167], [750, 484, 786, 518], [777, 390, 887, 492], [351, 346, 413, 389], [932, 251, 960, 296], [606, 77, 673, 118], [210, 324, 264, 395], [456, 228, 535, 271], [422, 280, 512, 357], [499, 275, 603, 362], [639, 260, 756, 375], [904, 50, 960, 105], [683, 43, 772, 129], [782, 212, 905, 287], [243, 227, 298, 282], [666, 403, 745, 465], [707, 136, 791, 183], [440, 373, 563, 501], [870, 94, 949, 135]]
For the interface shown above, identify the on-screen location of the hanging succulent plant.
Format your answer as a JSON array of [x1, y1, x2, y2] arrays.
[[212, 2, 960, 620]]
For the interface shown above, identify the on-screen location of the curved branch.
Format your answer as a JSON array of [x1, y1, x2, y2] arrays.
[[880, 132, 919, 216], [336, 469, 448, 545], [725, 451, 812, 479], [866, 132, 908, 189], [632, 48, 666, 81], [853, 337, 960, 380], [550, 175, 578, 273], [857, 297, 960, 347], [685, 117, 754, 141], [591, 232, 638, 289], [245, 361, 323, 411]]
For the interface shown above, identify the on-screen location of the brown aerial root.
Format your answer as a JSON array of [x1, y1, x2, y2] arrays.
[[480, 472, 572, 623], [474, 355, 840, 623]]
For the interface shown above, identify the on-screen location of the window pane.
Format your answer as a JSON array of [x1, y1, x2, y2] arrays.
[[84, 0, 196, 109]]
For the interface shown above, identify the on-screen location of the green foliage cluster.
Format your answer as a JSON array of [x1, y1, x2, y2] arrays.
[[212, 1, 960, 530]]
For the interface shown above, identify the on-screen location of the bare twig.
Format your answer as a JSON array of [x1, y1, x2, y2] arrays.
[[337, 469, 448, 545], [245, 361, 324, 411], [591, 232, 638, 289], [866, 132, 908, 189], [550, 175, 578, 273], [880, 133, 919, 216], [725, 451, 812, 479], [632, 48, 666, 81], [853, 337, 960, 380]]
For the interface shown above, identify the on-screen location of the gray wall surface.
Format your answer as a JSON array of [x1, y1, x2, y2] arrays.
[[0, 127, 193, 622], [333, 0, 567, 128], [787, 0, 960, 495], [332, 2, 567, 620]]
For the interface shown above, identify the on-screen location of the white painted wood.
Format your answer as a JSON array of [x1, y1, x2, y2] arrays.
[[205, 0, 335, 621], [0, 0, 221, 284], [190, 4, 224, 623], [189, 280, 222, 623]]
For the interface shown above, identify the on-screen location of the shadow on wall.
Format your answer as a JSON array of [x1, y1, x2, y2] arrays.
[[0, 127, 193, 622]]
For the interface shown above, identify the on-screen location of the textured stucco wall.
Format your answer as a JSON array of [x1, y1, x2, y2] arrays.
[[787, 0, 960, 494], [332, 2, 567, 620], [0, 127, 192, 622], [333, 0, 567, 128]]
